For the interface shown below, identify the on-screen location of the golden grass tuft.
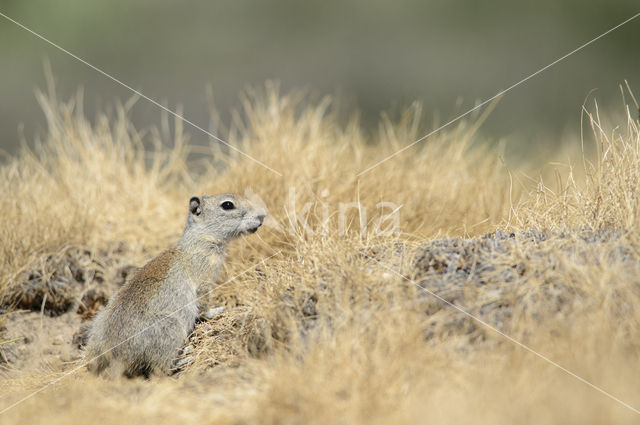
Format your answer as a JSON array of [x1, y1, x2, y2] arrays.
[[1, 83, 640, 424]]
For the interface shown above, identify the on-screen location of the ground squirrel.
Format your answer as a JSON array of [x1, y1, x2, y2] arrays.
[[85, 194, 266, 378]]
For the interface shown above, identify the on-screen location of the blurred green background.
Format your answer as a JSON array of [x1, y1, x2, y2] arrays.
[[1, 0, 638, 158]]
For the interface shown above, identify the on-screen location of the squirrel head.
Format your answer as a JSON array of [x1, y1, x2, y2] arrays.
[[184, 193, 266, 244]]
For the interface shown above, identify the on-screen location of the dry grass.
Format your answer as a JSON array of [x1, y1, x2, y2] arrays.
[[1, 82, 639, 424]]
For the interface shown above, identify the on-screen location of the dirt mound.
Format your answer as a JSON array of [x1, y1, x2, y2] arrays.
[[0, 245, 137, 376], [2, 229, 638, 382], [410, 229, 636, 347], [183, 229, 639, 372], [2, 246, 136, 318]]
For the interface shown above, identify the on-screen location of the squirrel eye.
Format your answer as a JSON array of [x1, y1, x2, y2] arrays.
[[221, 201, 235, 210]]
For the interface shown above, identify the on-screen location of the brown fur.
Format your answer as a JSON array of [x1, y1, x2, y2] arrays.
[[112, 248, 179, 308]]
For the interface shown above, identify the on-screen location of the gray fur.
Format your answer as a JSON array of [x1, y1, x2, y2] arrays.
[[85, 194, 266, 378]]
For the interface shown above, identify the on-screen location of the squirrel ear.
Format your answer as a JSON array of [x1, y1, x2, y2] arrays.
[[189, 196, 202, 216]]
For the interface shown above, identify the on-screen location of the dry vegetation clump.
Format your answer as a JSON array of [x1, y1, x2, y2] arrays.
[[1, 83, 640, 424]]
